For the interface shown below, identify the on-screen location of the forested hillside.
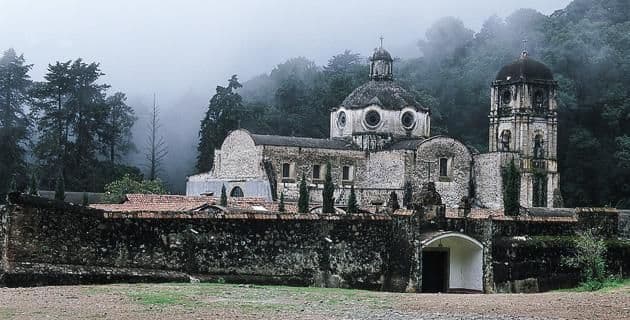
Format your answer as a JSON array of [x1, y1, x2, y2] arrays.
[[202, 0, 630, 208]]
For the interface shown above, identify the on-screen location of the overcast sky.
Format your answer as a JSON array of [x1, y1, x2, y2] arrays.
[[0, 0, 573, 190]]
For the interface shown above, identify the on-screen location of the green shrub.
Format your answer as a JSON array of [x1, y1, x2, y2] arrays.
[[563, 229, 608, 289], [103, 174, 167, 203]]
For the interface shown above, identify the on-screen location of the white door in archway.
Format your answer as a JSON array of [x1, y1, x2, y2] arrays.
[[422, 233, 483, 292]]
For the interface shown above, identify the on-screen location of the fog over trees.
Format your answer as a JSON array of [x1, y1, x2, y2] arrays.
[[4, 0, 630, 208]]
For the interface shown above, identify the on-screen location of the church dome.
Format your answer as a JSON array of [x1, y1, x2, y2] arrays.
[[495, 52, 553, 81], [340, 80, 426, 111], [371, 47, 393, 62]]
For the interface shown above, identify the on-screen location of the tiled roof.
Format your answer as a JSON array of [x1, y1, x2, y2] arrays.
[[91, 194, 298, 213], [250, 134, 358, 150]]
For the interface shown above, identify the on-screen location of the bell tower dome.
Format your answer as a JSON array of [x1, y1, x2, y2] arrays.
[[489, 46, 560, 208], [370, 37, 393, 81]]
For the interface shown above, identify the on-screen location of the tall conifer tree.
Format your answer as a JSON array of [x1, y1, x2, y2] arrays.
[[0, 49, 32, 199], [197, 75, 242, 173], [322, 162, 334, 213]]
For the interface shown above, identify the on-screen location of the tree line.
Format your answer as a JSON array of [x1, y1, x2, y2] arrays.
[[196, 0, 630, 208], [0, 49, 149, 202]]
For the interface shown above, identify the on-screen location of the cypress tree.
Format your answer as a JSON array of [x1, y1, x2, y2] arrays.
[[29, 173, 38, 196], [220, 184, 228, 206], [389, 191, 400, 211], [279, 192, 286, 212], [502, 159, 520, 215], [347, 185, 357, 213], [54, 175, 65, 201], [82, 192, 89, 206], [403, 181, 413, 209], [322, 162, 335, 213], [298, 173, 309, 213]]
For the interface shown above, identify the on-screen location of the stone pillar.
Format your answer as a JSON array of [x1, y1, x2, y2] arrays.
[[481, 218, 495, 293]]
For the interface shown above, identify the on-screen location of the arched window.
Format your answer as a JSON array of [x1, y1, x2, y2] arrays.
[[499, 130, 511, 152], [230, 186, 244, 197], [533, 134, 544, 159], [533, 174, 547, 207]]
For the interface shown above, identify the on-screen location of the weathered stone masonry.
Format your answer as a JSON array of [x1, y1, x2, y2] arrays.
[[1, 194, 629, 292]]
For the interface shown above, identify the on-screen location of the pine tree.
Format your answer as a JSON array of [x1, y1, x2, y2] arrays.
[[278, 192, 286, 212], [220, 184, 228, 206], [146, 95, 168, 181], [298, 173, 309, 213], [403, 181, 413, 209], [197, 75, 242, 173], [322, 162, 335, 213], [31, 59, 113, 192], [104, 92, 136, 163], [389, 191, 400, 211], [347, 185, 357, 213], [0, 49, 32, 199]]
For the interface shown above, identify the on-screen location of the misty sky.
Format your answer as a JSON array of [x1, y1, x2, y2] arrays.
[[1, 0, 572, 191]]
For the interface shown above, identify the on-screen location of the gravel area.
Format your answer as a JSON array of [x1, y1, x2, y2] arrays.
[[0, 283, 627, 320]]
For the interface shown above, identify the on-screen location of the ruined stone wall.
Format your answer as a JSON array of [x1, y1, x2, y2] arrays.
[[0, 196, 392, 289], [411, 137, 472, 208]]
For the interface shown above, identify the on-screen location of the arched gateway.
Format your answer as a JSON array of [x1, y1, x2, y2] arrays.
[[419, 232, 483, 293]]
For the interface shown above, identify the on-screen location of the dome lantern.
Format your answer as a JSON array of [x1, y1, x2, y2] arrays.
[[370, 37, 393, 81]]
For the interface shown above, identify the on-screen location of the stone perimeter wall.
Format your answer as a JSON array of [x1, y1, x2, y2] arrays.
[[0, 195, 400, 290], [1, 194, 629, 292]]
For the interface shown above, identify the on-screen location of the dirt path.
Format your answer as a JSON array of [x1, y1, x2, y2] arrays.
[[0, 283, 628, 320]]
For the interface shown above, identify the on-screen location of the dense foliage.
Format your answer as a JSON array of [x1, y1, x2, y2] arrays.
[[0, 49, 140, 200], [0, 49, 31, 198], [103, 174, 166, 204], [563, 230, 608, 289], [230, 0, 630, 208]]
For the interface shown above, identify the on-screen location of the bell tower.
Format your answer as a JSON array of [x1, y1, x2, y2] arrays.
[[489, 48, 560, 208]]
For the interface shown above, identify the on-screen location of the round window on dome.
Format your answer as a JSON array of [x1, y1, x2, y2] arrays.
[[365, 110, 381, 128], [337, 111, 347, 129], [401, 111, 415, 129]]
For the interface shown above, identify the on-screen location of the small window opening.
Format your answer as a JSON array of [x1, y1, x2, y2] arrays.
[[439, 158, 448, 177], [282, 163, 291, 178], [313, 165, 321, 179], [342, 166, 351, 181]]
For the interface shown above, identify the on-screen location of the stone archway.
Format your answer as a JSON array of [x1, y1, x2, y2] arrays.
[[420, 232, 483, 293]]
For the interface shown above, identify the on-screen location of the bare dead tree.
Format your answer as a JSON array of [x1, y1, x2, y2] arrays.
[[145, 94, 168, 181]]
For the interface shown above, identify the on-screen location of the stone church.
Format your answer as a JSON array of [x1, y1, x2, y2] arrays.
[[187, 45, 561, 210]]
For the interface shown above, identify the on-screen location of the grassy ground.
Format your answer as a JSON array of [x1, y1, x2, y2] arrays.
[[555, 277, 630, 293]]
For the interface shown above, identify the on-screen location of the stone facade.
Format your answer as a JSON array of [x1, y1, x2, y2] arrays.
[[187, 46, 562, 211]]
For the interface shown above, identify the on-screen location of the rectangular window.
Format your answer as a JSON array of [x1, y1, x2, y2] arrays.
[[439, 158, 448, 178], [282, 163, 291, 178], [312, 165, 321, 179], [342, 166, 351, 181]]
